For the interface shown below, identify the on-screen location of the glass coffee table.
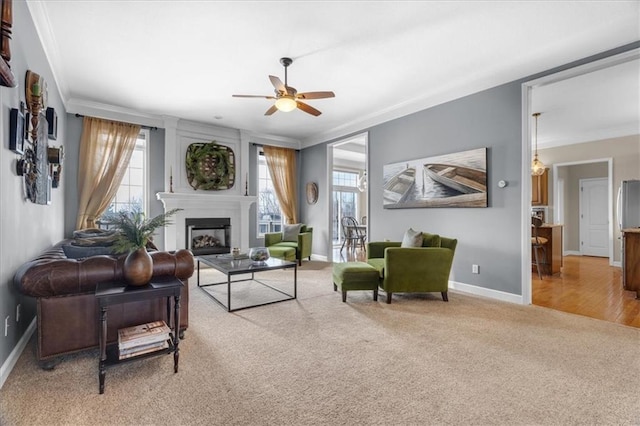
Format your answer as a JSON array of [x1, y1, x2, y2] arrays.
[[195, 255, 297, 312]]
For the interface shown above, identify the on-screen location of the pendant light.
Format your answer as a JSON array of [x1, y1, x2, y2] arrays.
[[357, 170, 367, 192], [531, 112, 546, 176]]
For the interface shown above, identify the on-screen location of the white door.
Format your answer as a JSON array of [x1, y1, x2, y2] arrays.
[[580, 178, 609, 257]]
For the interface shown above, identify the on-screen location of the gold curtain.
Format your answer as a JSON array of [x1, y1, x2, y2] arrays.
[[75, 117, 141, 229], [263, 145, 298, 224]]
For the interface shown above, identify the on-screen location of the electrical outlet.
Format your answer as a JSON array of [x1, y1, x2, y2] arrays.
[[472, 264, 480, 274], [16, 304, 21, 323], [4, 316, 9, 337]]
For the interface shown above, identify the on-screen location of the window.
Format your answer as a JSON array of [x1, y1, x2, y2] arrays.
[[257, 149, 282, 236], [105, 129, 148, 215], [332, 170, 360, 245]]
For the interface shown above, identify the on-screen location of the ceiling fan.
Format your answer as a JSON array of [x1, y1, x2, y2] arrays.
[[233, 57, 335, 116]]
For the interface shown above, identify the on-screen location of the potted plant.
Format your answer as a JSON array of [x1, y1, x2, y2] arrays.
[[105, 208, 181, 286]]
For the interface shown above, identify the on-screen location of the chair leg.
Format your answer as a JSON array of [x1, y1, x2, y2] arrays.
[[441, 291, 448, 302], [533, 246, 543, 280], [386, 292, 392, 304], [333, 283, 337, 291], [342, 290, 347, 303], [373, 288, 378, 301], [298, 259, 302, 266]]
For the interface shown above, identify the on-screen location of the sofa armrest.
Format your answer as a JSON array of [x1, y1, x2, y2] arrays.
[[298, 231, 313, 259], [367, 241, 401, 259], [264, 232, 283, 247]]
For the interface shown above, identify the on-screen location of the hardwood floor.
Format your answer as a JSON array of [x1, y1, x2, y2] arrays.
[[533, 255, 640, 328], [334, 247, 640, 328]]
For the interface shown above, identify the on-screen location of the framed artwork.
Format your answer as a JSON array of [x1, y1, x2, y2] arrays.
[[383, 147, 487, 208], [9, 108, 24, 154], [46, 107, 57, 140]]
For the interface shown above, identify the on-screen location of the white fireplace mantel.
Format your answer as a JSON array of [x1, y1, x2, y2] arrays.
[[156, 192, 257, 251]]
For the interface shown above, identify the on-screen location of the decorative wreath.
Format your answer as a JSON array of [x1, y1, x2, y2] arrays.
[[185, 141, 236, 190]]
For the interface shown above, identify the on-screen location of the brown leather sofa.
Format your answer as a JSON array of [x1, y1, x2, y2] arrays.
[[14, 240, 194, 369]]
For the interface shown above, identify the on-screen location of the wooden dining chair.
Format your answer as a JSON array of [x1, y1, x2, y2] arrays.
[[340, 216, 367, 252]]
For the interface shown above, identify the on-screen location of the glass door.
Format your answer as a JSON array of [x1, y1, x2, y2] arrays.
[[332, 189, 358, 246]]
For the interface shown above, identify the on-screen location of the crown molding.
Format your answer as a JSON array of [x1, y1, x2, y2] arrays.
[[26, 0, 69, 107]]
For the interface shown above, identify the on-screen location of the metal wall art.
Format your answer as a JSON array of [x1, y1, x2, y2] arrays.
[[185, 141, 236, 190], [383, 147, 487, 208], [306, 182, 318, 205]]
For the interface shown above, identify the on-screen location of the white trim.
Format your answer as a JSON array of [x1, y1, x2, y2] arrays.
[[311, 254, 328, 262], [326, 144, 334, 263], [521, 83, 533, 305], [0, 318, 36, 390], [449, 281, 524, 305], [521, 47, 639, 306]]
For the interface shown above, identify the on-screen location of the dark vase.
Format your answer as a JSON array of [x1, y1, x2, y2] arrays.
[[124, 247, 153, 286]]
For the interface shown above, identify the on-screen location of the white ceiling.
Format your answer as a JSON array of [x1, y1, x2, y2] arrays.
[[27, 1, 640, 147]]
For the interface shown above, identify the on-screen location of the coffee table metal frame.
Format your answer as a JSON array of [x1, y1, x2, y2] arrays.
[[196, 255, 297, 312]]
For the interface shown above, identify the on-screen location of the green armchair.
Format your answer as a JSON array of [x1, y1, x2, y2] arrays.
[[265, 225, 313, 266], [367, 232, 457, 304]]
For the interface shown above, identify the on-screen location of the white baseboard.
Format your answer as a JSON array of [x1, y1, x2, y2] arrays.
[[0, 317, 36, 390], [449, 280, 524, 305], [311, 254, 328, 262]]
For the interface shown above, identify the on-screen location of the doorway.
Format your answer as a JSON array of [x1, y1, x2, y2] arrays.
[[521, 48, 639, 306], [580, 177, 609, 257], [327, 133, 368, 263]]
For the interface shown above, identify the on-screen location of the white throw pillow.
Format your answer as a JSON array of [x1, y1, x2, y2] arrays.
[[282, 223, 303, 242], [401, 228, 423, 248]]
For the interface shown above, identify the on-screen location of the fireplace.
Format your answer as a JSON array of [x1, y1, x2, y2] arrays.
[[185, 218, 231, 255]]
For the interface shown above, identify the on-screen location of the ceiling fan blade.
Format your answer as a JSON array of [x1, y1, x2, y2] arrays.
[[297, 101, 322, 117], [232, 94, 275, 99], [296, 91, 335, 100], [269, 75, 287, 94], [264, 105, 278, 116]]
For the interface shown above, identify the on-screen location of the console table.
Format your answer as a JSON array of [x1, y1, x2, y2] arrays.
[[95, 277, 182, 394]]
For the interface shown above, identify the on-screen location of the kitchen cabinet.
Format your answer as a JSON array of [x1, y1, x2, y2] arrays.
[[532, 168, 549, 206], [622, 229, 640, 298]]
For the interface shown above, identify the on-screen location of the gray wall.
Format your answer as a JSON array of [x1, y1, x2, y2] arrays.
[[1, 1, 66, 373], [299, 42, 640, 296], [147, 128, 166, 249], [300, 83, 523, 294], [63, 113, 82, 236]]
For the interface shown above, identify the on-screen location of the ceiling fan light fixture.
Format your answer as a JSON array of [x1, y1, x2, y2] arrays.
[[275, 96, 297, 112]]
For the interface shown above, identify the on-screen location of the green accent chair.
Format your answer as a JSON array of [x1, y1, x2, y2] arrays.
[[367, 232, 457, 304], [265, 225, 313, 266]]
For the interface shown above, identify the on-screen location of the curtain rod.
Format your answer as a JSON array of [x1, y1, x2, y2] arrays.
[[251, 142, 300, 152], [74, 113, 158, 131]]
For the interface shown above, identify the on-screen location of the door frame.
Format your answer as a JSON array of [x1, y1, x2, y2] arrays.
[[326, 132, 369, 263], [520, 48, 638, 305], [552, 160, 613, 261]]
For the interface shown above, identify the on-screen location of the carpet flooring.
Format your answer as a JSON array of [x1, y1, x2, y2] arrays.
[[1, 261, 639, 425]]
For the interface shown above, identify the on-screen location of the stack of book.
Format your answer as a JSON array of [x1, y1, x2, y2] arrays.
[[118, 320, 171, 360]]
